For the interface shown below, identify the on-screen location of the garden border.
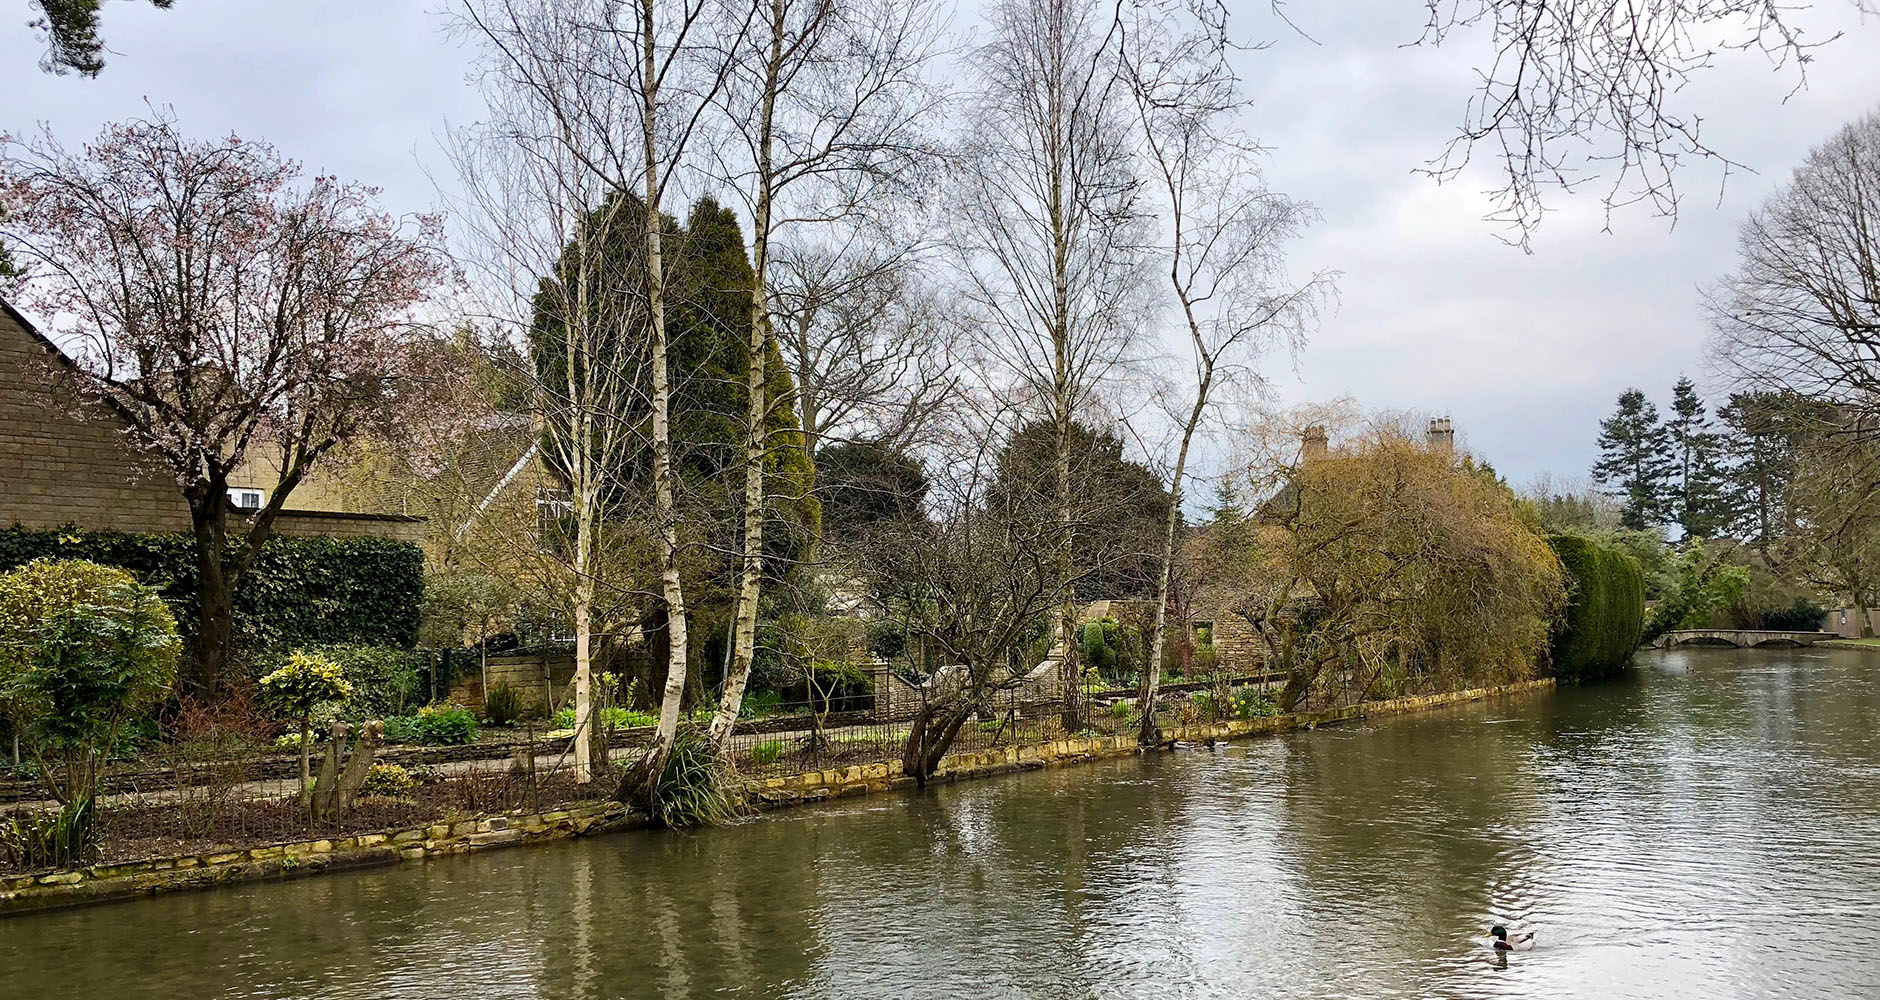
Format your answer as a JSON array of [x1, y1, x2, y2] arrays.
[[1, 677, 1553, 917]]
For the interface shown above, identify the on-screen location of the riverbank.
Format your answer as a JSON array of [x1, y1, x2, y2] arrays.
[[1818, 638, 1880, 649], [1, 677, 1553, 917]]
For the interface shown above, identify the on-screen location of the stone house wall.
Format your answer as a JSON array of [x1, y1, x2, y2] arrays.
[[0, 298, 422, 544]]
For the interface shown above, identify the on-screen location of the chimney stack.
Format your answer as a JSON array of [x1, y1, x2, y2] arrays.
[[1301, 425, 1328, 462], [1426, 416, 1455, 455]]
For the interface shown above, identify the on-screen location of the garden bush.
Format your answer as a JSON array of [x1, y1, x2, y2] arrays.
[[258, 651, 353, 799], [739, 689, 782, 718], [1760, 596, 1827, 632], [750, 740, 786, 765], [0, 559, 180, 804], [256, 644, 423, 720], [484, 681, 524, 726], [1230, 687, 1279, 719], [1546, 535, 1647, 682], [0, 525, 424, 656], [381, 708, 481, 746], [550, 705, 654, 731], [0, 795, 96, 870], [358, 763, 417, 799]]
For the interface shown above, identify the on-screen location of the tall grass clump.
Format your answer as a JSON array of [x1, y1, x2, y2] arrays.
[[642, 727, 742, 829]]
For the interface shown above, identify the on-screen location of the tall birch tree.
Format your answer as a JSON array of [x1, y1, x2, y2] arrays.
[[1119, 5, 1327, 745], [953, 0, 1145, 732], [705, 0, 943, 751], [450, 1, 654, 784], [453, 0, 744, 796]]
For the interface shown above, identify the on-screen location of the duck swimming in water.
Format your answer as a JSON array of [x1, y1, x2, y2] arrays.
[[1488, 925, 1534, 951]]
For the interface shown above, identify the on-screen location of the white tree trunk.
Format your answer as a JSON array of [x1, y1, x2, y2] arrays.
[[1138, 385, 1206, 743], [711, 0, 784, 752], [572, 576, 594, 782], [641, 5, 691, 792]]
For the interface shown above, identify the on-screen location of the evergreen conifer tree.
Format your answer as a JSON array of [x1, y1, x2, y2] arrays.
[[28, 0, 174, 76], [1666, 377, 1727, 538], [1715, 391, 1827, 548], [1592, 389, 1673, 530]]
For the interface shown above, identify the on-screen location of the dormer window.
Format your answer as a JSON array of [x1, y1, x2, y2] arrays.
[[228, 487, 265, 511]]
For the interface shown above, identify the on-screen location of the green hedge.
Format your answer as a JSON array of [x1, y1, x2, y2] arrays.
[[0, 525, 424, 658], [1547, 534, 1647, 682]]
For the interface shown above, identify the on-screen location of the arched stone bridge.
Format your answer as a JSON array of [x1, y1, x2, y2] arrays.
[[1654, 629, 1840, 649]]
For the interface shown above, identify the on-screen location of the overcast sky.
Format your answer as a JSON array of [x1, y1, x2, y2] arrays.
[[4, 0, 1878, 490]]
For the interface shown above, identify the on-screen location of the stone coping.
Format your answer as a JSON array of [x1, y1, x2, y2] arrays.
[[1, 676, 1552, 917]]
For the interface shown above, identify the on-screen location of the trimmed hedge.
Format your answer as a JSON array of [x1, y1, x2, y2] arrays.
[[0, 525, 424, 658], [1547, 534, 1647, 682]]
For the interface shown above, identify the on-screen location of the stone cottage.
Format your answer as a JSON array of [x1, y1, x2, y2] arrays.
[[0, 295, 423, 543]]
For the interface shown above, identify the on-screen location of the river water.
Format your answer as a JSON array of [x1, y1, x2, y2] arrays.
[[4, 646, 1878, 999]]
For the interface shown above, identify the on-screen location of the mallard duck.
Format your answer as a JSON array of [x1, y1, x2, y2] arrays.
[[1488, 925, 1534, 951]]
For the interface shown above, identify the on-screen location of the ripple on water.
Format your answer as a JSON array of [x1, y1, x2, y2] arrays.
[[4, 647, 1880, 999]]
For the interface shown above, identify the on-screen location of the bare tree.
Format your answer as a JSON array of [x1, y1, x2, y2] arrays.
[[865, 412, 1072, 783], [449, 0, 666, 784], [451, 0, 749, 792], [1417, 0, 1877, 246], [0, 117, 447, 691], [770, 235, 958, 455], [703, 0, 945, 750], [953, 0, 1147, 731], [1709, 108, 1880, 427], [1118, 5, 1329, 744]]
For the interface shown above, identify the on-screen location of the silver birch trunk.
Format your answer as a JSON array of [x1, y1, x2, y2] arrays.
[[710, 0, 783, 751], [1137, 382, 1206, 744], [641, 3, 692, 792]]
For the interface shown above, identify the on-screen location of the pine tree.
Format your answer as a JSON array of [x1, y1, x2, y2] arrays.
[[1665, 377, 1727, 538], [29, 0, 175, 76], [1715, 391, 1828, 548], [1592, 389, 1673, 530]]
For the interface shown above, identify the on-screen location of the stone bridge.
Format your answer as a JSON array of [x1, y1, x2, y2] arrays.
[[1654, 629, 1840, 649]]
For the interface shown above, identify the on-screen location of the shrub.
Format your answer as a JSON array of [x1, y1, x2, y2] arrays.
[[750, 740, 786, 765], [259, 651, 353, 799], [550, 705, 654, 731], [0, 559, 180, 803], [274, 730, 316, 751], [1762, 596, 1827, 632], [866, 618, 908, 662], [380, 716, 419, 744], [358, 763, 417, 799], [644, 727, 739, 828], [1110, 699, 1132, 719], [1231, 687, 1279, 719], [1547, 535, 1647, 682], [258, 644, 423, 720], [0, 525, 424, 656], [484, 681, 524, 726], [0, 795, 96, 871], [413, 704, 479, 745], [803, 659, 873, 713], [739, 689, 782, 718]]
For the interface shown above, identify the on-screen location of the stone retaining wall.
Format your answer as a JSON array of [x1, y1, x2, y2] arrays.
[[0, 802, 640, 917], [754, 677, 1555, 805], [1, 677, 1552, 917]]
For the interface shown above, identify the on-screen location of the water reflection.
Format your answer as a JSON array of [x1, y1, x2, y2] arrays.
[[3, 647, 1878, 998]]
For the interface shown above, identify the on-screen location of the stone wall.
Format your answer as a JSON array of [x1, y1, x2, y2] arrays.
[[450, 652, 577, 712], [0, 801, 637, 916], [757, 677, 1556, 807], [0, 298, 423, 544]]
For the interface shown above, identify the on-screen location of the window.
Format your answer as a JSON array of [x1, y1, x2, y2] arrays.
[[535, 486, 573, 554], [227, 487, 265, 511]]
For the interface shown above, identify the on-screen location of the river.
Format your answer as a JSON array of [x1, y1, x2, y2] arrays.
[[3, 646, 1877, 998]]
